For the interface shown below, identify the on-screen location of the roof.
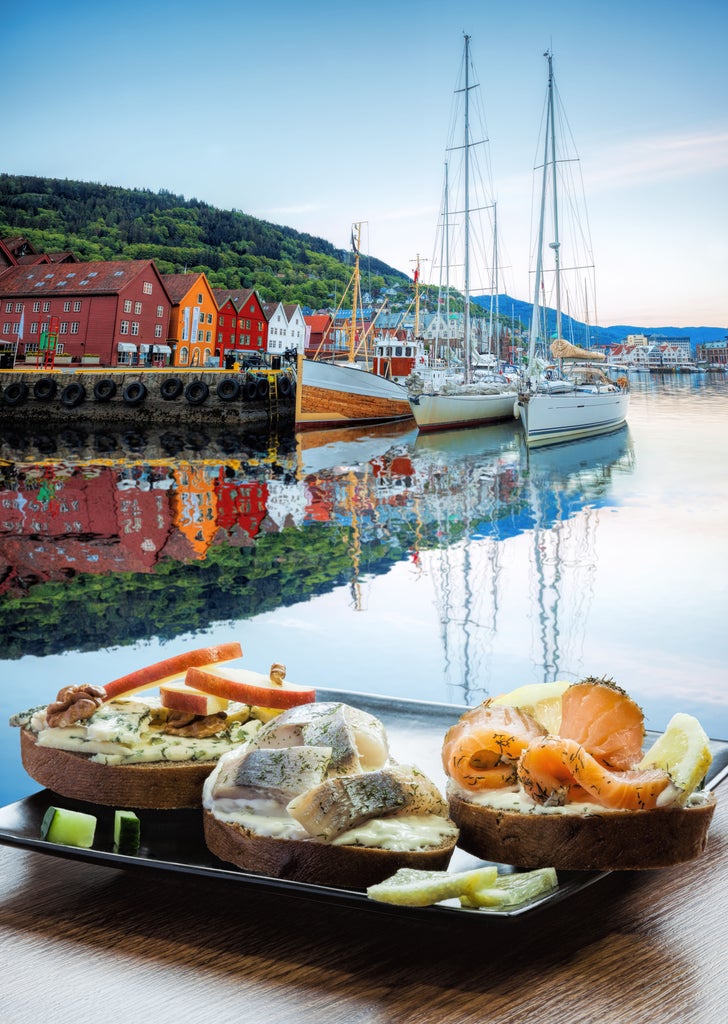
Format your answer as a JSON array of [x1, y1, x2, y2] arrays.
[[304, 314, 331, 331], [0, 259, 170, 299], [212, 287, 256, 312], [162, 272, 207, 303]]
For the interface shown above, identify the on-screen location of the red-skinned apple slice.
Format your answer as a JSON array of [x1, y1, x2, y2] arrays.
[[102, 643, 242, 700], [186, 665, 315, 709], [159, 682, 229, 716]]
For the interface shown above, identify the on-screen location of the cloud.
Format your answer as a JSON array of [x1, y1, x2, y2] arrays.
[[587, 126, 728, 191]]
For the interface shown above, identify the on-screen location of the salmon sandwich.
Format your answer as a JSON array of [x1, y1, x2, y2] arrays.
[[443, 677, 717, 870], [203, 701, 459, 888]]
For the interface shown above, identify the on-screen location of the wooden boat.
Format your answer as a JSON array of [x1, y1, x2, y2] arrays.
[[295, 224, 412, 431]]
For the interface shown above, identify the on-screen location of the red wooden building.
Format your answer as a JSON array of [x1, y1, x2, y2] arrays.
[[212, 288, 267, 359], [0, 260, 172, 367]]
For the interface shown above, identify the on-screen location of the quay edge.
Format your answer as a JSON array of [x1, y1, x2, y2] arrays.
[[0, 367, 295, 428]]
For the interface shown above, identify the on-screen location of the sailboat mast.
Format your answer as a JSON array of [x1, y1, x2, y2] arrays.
[[349, 222, 362, 362], [529, 55, 551, 368], [547, 52, 562, 345], [463, 33, 471, 382]]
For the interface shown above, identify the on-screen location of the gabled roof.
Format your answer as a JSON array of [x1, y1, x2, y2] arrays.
[[283, 303, 302, 320], [162, 272, 209, 303], [0, 259, 171, 300], [212, 287, 256, 312], [262, 300, 283, 318], [303, 314, 331, 331]]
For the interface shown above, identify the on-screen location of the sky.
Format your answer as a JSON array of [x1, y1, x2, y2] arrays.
[[3, 0, 727, 329]]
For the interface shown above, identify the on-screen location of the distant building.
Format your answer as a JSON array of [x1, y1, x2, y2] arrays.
[[213, 288, 267, 358], [163, 272, 218, 367]]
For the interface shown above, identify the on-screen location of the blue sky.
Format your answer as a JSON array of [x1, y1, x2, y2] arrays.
[[4, 0, 727, 328]]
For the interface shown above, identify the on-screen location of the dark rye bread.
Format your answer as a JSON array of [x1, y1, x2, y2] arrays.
[[203, 808, 457, 889], [449, 790, 717, 871], [20, 727, 215, 809]]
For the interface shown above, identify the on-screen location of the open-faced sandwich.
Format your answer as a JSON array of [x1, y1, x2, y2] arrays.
[[443, 677, 717, 870], [202, 701, 459, 889], [10, 643, 316, 809]]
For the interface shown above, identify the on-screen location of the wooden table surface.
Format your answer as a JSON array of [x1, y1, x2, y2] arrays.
[[1, 790, 724, 1024]]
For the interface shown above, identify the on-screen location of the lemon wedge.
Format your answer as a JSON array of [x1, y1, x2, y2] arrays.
[[460, 867, 558, 909], [491, 681, 570, 734], [366, 866, 498, 907], [638, 713, 712, 800]]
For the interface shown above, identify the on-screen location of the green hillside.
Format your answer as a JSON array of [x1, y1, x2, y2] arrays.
[[0, 173, 412, 312]]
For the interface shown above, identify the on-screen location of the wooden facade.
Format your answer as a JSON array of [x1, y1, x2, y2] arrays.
[[212, 288, 268, 357], [163, 272, 219, 368]]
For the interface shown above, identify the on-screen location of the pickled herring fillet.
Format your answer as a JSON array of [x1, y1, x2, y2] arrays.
[[248, 702, 389, 773], [211, 745, 332, 802], [287, 765, 448, 840]]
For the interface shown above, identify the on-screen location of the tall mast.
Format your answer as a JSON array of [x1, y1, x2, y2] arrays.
[[528, 50, 553, 369], [463, 34, 471, 381], [349, 222, 362, 362], [547, 52, 562, 345]]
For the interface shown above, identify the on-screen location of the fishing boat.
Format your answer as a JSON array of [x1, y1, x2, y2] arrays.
[[407, 35, 518, 433], [295, 223, 412, 431], [515, 51, 629, 447]]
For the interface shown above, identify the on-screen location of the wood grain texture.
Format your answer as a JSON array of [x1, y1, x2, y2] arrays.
[[1, 790, 725, 1024]]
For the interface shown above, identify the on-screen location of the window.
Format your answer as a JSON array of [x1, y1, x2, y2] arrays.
[[2, 324, 9, 335], [43, 301, 50, 312], [156, 305, 164, 317], [207, 313, 213, 324], [197, 293, 203, 304], [131, 322, 140, 336], [120, 321, 129, 335], [73, 301, 81, 312], [33, 301, 40, 312], [143, 282, 152, 294], [179, 346, 189, 365], [205, 330, 211, 343], [245, 319, 251, 329], [59, 322, 68, 334], [154, 324, 162, 338], [71, 322, 79, 334], [15, 302, 22, 313], [219, 315, 224, 326], [124, 300, 132, 313], [134, 302, 142, 315], [63, 301, 71, 312], [217, 332, 222, 344], [4, 303, 11, 313], [30, 323, 38, 334], [197, 330, 203, 342]]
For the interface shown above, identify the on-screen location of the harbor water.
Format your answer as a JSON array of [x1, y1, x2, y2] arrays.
[[1, 373, 726, 805]]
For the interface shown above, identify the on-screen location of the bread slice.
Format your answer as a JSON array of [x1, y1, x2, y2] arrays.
[[449, 789, 717, 871], [203, 808, 457, 889], [20, 727, 215, 809]]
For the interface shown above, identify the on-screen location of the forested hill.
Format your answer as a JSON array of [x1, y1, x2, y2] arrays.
[[0, 174, 409, 310]]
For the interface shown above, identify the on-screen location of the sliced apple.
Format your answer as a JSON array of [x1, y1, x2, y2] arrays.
[[159, 681, 229, 716], [186, 665, 315, 710], [102, 643, 243, 700]]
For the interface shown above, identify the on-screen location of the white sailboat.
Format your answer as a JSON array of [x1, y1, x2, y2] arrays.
[[408, 34, 517, 433], [515, 51, 629, 447]]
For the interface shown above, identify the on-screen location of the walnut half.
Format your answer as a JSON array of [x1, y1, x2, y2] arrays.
[[46, 684, 106, 728]]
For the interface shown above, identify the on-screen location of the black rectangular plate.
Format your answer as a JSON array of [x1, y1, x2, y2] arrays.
[[1, 688, 726, 921]]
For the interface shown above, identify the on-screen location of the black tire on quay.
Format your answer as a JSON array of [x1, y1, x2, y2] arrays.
[[256, 377, 269, 399], [122, 381, 147, 406], [60, 382, 86, 408], [2, 381, 29, 406], [184, 380, 209, 405], [244, 379, 258, 401], [278, 375, 292, 397], [216, 377, 241, 401], [33, 378, 57, 402], [159, 377, 183, 400], [93, 378, 117, 402]]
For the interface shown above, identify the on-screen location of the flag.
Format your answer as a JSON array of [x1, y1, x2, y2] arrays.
[[413, 267, 419, 284], [350, 227, 359, 254], [18, 306, 25, 341]]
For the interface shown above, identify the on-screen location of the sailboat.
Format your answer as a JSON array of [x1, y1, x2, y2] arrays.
[[515, 51, 629, 447], [295, 223, 413, 431], [407, 34, 518, 434]]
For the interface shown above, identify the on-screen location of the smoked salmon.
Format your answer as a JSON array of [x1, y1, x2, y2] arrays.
[[557, 677, 644, 770], [442, 702, 546, 790], [517, 735, 672, 810]]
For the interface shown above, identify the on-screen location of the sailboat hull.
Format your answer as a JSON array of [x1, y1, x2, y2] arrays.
[[297, 358, 413, 430], [410, 391, 518, 433], [516, 388, 630, 447]]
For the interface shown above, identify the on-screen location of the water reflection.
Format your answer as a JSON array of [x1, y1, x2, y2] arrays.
[[0, 418, 634, 688]]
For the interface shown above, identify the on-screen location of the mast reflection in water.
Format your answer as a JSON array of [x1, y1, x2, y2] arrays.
[[0, 417, 633, 702]]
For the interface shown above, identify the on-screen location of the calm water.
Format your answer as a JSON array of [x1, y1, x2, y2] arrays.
[[1, 374, 727, 805]]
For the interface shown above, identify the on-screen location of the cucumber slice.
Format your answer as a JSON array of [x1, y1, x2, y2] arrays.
[[40, 806, 97, 848], [113, 810, 140, 855], [460, 867, 558, 909]]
